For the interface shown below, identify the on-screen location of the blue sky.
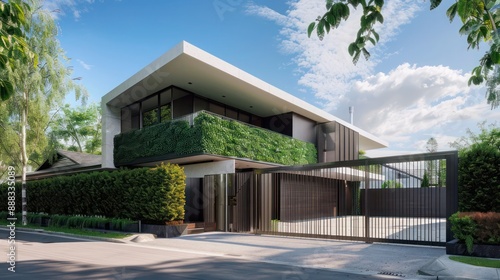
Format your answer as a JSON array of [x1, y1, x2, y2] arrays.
[[50, 0, 499, 157]]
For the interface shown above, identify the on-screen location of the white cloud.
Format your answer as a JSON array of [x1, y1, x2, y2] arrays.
[[43, 0, 90, 20], [247, 0, 500, 154], [77, 59, 93, 70]]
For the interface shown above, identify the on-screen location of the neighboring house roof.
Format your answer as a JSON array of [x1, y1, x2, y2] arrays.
[[102, 41, 387, 151], [26, 150, 109, 180]]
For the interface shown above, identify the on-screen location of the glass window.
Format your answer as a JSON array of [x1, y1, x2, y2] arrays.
[[208, 102, 225, 115], [121, 103, 140, 132], [160, 104, 172, 123], [173, 94, 193, 118], [238, 112, 250, 123], [142, 95, 159, 127], [226, 107, 238, 120], [251, 115, 262, 127], [121, 107, 132, 133], [194, 97, 209, 112], [160, 89, 172, 122]]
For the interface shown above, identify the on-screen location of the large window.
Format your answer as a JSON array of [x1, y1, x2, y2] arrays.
[[120, 86, 262, 133], [172, 87, 193, 118], [121, 103, 140, 133], [160, 89, 172, 123], [142, 95, 159, 128]]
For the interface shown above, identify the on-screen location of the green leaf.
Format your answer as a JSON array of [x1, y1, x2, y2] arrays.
[[326, 0, 334, 10], [372, 29, 380, 42], [307, 22, 316, 37], [348, 42, 358, 56], [374, 0, 384, 8], [326, 12, 337, 26], [430, 0, 443, 10], [446, 3, 458, 22], [324, 21, 331, 33], [368, 37, 376, 46], [317, 19, 326, 40], [375, 11, 383, 24], [352, 50, 361, 65], [0, 79, 13, 101], [361, 47, 371, 60]]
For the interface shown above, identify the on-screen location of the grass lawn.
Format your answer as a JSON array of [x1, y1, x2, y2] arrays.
[[449, 256, 500, 268], [0, 221, 131, 239]]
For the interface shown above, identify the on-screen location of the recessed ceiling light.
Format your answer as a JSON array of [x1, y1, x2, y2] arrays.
[[188, 82, 192, 85], [250, 106, 253, 108], [222, 95, 226, 98]]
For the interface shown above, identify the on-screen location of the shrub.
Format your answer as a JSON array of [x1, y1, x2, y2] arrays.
[[381, 180, 402, 189], [0, 163, 186, 223], [450, 212, 500, 253], [450, 213, 476, 253], [421, 172, 430, 188], [458, 141, 499, 212]]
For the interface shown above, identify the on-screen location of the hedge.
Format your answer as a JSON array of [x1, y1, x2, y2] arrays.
[[458, 141, 499, 212], [0, 163, 186, 223], [450, 212, 500, 253], [114, 111, 317, 166]]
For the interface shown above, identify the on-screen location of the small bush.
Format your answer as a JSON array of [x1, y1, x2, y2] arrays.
[[381, 180, 402, 189], [450, 212, 500, 254]]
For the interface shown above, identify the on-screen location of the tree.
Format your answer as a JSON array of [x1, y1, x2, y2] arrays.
[[0, 0, 34, 101], [425, 137, 439, 186], [0, 0, 86, 225], [49, 103, 102, 154], [426, 137, 438, 153], [421, 172, 430, 188], [308, 0, 500, 109], [450, 121, 500, 152]]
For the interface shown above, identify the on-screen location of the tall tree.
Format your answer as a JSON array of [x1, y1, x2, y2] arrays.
[[0, 0, 86, 225], [0, 0, 34, 101], [49, 103, 102, 154], [426, 137, 438, 153], [308, 0, 500, 109], [425, 137, 439, 186]]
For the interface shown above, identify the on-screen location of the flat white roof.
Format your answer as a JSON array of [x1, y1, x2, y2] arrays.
[[102, 41, 387, 150]]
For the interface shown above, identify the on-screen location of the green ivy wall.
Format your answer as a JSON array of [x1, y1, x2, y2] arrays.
[[114, 112, 317, 166]]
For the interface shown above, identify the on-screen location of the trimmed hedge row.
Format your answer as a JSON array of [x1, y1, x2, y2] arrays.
[[458, 139, 499, 212], [0, 163, 186, 223], [114, 112, 317, 166], [450, 212, 500, 253]]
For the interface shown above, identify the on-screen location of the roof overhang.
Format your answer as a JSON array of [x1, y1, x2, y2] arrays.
[[102, 41, 387, 150]]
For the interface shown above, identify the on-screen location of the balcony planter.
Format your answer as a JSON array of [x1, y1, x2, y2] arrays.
[[446, 239, 500, 258], [141, 223, 188, 238]]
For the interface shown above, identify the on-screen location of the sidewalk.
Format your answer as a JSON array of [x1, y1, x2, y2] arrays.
[[10, 227, 500, 279], [128, 232, 498, 280], [126, 232, 438, 278]]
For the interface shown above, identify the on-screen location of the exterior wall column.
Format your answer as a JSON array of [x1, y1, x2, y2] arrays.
[[102, 104, 121, 168]]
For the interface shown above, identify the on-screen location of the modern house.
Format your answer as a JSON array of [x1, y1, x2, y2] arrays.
[[101, 41, 388, 228]]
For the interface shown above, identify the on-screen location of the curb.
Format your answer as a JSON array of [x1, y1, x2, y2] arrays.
[[0, 225, 130, 243]]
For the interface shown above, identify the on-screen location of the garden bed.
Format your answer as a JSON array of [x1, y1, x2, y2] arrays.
[[446, 239, 500, 258], [141, 224, 188, 238]]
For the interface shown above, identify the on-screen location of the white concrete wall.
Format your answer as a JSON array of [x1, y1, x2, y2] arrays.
[[101, 104, 121, 168], [183, 160, 236, 178]]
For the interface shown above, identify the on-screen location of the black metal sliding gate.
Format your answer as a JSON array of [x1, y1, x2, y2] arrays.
[[205, 151, 458, 246]]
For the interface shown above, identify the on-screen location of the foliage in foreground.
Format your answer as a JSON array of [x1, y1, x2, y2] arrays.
[[450, 212, 500, 254], [0, 163, 186, 223], [308, 0, 500, 108], [456, 126, 499, 212]]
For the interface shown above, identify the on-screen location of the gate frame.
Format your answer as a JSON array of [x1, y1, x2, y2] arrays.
[[247, 151, 459, 246]]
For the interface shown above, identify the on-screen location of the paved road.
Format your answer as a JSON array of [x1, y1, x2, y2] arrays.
[[0, 230, 398, 279]]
